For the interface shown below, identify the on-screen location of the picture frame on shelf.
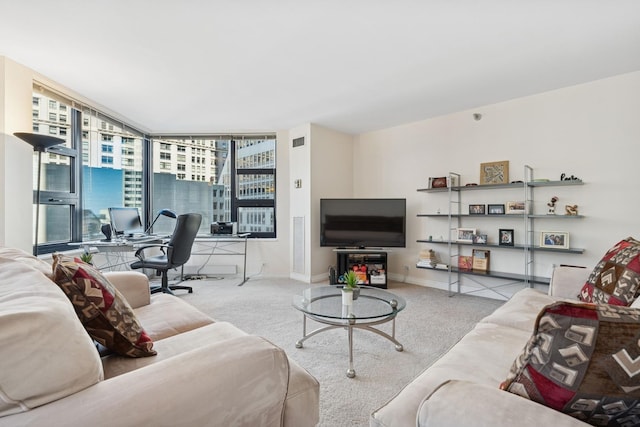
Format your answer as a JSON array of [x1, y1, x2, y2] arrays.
[[472, 234, 488, 244], [428, 176, 448, 189], [456, 228, 476, 243], [479, 160, 509, 185], [472, 249, 490, 271], [469, 204, 486, 215], [487, 204, 505, 215], [506, 201, 526, 214], [458, 255, 473, 270], [540, 231, 570, 249], [499, 229, 514, 246]]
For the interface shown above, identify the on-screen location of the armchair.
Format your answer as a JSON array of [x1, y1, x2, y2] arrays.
[[131, 213, 202, 294]]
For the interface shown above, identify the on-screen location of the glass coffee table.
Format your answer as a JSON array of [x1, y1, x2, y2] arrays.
[[292, 286, 406, 378]]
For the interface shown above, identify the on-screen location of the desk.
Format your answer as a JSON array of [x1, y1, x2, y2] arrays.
[[190, 233, 250, 285], [70, 236, 165, 271]]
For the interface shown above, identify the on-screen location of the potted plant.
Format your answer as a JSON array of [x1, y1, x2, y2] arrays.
[[343, 270, 361, 300], [79, 251, 93, 265]]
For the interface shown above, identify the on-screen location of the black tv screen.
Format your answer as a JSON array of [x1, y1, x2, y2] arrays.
[[320, 198, 406, 248]]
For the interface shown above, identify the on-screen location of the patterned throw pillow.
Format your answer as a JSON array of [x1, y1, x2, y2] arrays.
[[501, 301, 640, 426], [578, 237, 640, 306], [51, 254, 156, 358]]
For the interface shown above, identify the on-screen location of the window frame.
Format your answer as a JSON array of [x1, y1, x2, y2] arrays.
[[230, 139, 276, 239], [31, 83, 277, 253], [35, 107, 82, 254]]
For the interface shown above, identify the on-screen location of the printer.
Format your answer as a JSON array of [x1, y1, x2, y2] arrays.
[[210, 221, 237, 235]]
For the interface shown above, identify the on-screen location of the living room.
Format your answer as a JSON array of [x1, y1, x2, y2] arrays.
[[2, 2, 640, 426], [1, 20, 639, 289]]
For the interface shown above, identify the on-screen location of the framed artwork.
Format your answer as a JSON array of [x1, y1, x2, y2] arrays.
[[472, 234, 487, 244], [499, 229, 514, 246], [458, 255, 473, 270], [480, 160, 509, 185], [488, 204, 505, 215], [506, 201, 526, 214], [428, 176, 448, 189], [540, 231, 570, 249], [469, 204, 486, 215], [472, 249, 490, 271], [456, 228, 476, 243]]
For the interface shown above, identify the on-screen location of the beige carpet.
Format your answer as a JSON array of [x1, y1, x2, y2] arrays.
[[177, 276, 504, 427]]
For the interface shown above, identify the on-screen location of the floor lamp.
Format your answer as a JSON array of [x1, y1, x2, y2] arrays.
[[14, 132, 65, 256]]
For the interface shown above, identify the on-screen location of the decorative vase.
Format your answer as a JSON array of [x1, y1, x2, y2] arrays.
[[352, 287, 360, 300], [341, 289, 353, 306]]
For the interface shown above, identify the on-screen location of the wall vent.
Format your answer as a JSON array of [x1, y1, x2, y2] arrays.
[[292, 137, 305, 148]]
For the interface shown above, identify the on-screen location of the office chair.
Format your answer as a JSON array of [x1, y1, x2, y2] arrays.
[[131, 213, 202, 295]]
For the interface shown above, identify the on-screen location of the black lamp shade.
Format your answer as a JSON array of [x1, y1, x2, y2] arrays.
[[14, 132, 65, 152], [158, 209, 177, 219]]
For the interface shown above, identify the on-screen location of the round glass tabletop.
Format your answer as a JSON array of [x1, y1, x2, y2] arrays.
[[292, 286, 406, 321]]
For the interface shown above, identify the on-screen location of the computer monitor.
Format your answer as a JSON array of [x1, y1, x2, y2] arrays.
[[108, 207, 144, 236]]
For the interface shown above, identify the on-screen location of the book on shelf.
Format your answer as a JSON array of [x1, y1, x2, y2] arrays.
[[416, 260, 448, 269]]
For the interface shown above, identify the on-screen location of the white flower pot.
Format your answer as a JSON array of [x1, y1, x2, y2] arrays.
[[341, 289, 353, 306]]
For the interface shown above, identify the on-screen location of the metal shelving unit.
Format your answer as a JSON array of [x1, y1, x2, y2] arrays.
[[417, 168, 584, 297]]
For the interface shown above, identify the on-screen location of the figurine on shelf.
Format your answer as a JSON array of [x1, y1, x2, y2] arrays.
[[565, 204, 579, 216], [547, 196, 559, 215]]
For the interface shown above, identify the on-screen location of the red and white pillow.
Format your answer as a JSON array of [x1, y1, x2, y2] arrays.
[[578, 237, 640, 306], [502, 301, 640, 426], [51, 254, 156, 358]]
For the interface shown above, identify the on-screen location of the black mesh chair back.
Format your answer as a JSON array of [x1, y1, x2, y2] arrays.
[[166, 213, 202, 268]]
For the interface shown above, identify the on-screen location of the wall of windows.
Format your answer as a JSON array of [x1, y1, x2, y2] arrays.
[[30, 91, 79, 253], [80, 107, 146, 240], [30, 85, 277, 253], [151, 136, 276, 238]]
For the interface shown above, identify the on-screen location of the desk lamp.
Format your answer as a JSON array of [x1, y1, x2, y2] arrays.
[[146, 209, 177, 234], [14, 132, 65, 256]]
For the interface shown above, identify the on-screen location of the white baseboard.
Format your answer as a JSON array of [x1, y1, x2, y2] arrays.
[[182, 264, 237, 276]]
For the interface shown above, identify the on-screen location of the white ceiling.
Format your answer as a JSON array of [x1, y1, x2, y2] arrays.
[[1, 0, 640, 135]]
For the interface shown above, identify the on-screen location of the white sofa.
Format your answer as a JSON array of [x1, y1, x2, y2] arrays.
[[0, 247, 319, 427], [371, 266, 595, 427]]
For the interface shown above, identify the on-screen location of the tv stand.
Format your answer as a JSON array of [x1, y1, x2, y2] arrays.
[[333, 249, 388, 289]]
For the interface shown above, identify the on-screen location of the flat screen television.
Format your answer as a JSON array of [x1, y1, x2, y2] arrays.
[[320, 198, 406, 248]]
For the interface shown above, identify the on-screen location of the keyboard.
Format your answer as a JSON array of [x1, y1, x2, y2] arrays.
[[127, 234, 157, 242]]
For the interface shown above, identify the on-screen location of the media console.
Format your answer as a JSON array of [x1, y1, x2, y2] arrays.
[[332, 249, 388, 289]]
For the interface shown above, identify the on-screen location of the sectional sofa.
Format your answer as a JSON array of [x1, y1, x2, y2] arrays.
[[0, 247, 319, 427], [372, 237, 640, 427]]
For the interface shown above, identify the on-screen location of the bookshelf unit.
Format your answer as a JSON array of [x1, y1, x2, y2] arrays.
[[417, 167, 584, 297]]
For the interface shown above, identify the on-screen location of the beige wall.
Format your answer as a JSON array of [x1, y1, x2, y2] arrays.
[[287, 123, 354, 282], [0, 57, 37, 252], [309, 124, 353, 281], [354, 71, 640, 292]]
